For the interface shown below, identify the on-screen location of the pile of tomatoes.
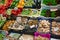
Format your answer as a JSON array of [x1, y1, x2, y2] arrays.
[[0, 0, 24, 17]]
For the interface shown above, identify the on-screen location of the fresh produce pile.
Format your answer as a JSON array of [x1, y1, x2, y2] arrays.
[[0, 0, 60, 40], [41, 9, 60, 18], [2, 20, 15, 31], [21, 9, 40, 17], [43, 0, 60, 6], [0, 16, 60, 40], [21, 9, 31, 16], [0, 0, 40, 17], [52, 20, 60, 35], [43, 0, 57, 5], [24, 0, 35, 7], [0, 0, 24, 16], [37, 20, 50, 33]]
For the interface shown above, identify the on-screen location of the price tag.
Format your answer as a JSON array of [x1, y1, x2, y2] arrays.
[[50, 8, 58, 11]]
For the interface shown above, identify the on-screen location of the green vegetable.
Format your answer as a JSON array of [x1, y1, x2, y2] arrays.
[[41, 9, 56, 18], [25, 0, 35, 6], [22, 9, 31, 15], [10, 0, 19, 8], [51, 11, 56, 18], [43, 0, 57, 5], [41, 10, 46, 16]]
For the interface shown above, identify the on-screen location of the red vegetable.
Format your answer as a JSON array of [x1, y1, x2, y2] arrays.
[[11, 8, 23, 16], [0, 0, 13, 17]]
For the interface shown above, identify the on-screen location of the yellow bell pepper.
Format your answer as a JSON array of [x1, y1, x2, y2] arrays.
[[17, 0, 25, 8]]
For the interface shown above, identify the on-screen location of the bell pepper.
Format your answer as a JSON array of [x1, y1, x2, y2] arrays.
[[11, 8, 23, 16], [4, 0, 13, 8], [0, 0, 13, 17], [0, 5, 6, 14], [17, 0, 25, 8]]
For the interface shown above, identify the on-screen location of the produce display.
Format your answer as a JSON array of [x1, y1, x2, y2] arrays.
[[7, 17, 38, 30], [0, 16, 60, 39], [41, 9, 55, 18], [8, 17, 28, 30], [0, 0, 24, 16], [0, 0, 60, 40], [2, 20, 15, 31], [43, 0, 57, 6], [52, 21, 60, 35], [41, 10, 51, 17], [43, 0, 60, 6], [10, 0, 19, 8], [17, 0, 25, 8], [0, 0, 40, 16], [21, 9, 40, 17], [41, 9, 60, 18], [0, 0, 13, 17], [37, 20, 50, 33], [24, 0, 35, 7], [9, 21, 25, 30], [0, 0, 13, 8], [21, 9, 31, 16]]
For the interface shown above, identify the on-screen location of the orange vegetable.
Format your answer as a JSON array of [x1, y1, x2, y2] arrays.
[[2, 20, 15, 31], [17, 0, 25, 8]]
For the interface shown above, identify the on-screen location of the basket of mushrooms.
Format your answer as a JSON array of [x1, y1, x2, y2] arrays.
[[51, 17, 60, 39], [37, 17, 51, 33]]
